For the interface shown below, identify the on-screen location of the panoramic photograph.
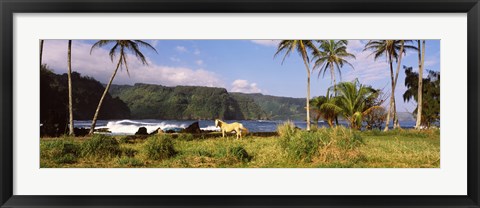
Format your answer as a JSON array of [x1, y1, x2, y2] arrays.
[[40, 39, 440, 168]]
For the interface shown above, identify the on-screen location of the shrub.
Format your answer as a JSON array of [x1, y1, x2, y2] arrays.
[[81, 134, 122, 159], [121, 147, 138, 158], [279, 130, 323, 161], [177, 133, 194, 141], [277, 121, 297, 138], [279, 125, 363, 162], [143, 135, 177, 160], [117, 157, 143, 167], [40, 139, 80, 164], [118, 136, 133, 144], [228, 145, 251, 162]]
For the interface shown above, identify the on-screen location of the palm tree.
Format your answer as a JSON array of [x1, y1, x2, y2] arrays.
[[275, 40, 319, 131], [364, 40, 416, 131], [310, 96, 326, 126], [332, 80, 381, 130], [312, 40, 356, 91], [67, 40, 74, 136], [88, 40, 157, 135], [314, 89, 342, 128], [415, 40, 426, 129]]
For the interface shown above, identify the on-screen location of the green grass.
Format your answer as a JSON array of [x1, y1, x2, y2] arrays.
[[40, 128, 440, 168]]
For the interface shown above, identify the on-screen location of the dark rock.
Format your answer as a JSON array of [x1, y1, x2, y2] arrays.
[[73, 128, 89, 137], [149, 127, 164, 135], [135, 127, 148, 135], [182, 122, 201, 134]]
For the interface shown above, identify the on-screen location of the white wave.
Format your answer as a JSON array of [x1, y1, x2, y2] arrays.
[[96, 120, 187, 135], [200, 125, 220, 131]]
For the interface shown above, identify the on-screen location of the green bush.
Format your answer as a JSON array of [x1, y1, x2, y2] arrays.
[[177, 133, 194, 141], [118, 136, 133, 144], [228, 145, 251, 162], [279, 130, 323, 161], [121, 147, 138, 158], [117, 156, 143, 167], [276, 121, 297, 138], [81, 134, 122, 159], [40, 139, 80, 164], [279, 124, 363, 162], [143, 135, 177, 160]]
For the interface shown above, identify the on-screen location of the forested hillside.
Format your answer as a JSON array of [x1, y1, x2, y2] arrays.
[[109, 84, 307, 120], [230, 93, 306, 120], [41, 66, 130, 135]]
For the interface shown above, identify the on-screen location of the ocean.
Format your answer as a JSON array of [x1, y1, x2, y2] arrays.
[[74, 119, 418, 135]]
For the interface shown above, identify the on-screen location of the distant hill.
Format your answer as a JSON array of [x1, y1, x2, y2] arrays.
[[230, 92, 306, 120], [108, 83, 307, 120], [108, 84, 267, 120], [41, 66, 130, 136]]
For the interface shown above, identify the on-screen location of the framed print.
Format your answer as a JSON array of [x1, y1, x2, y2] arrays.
[[1, 0, 479, 207]]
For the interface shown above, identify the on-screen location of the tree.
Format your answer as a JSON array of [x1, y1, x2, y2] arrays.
[[312, 40, 356, 91], [415, 40, 426, 129], [403, 66, 440, 128], [310, 89, 341, 128], [88, 40, 157, 135], [310, 96, 326, 126], [275, 40, 319, 131], [67, 40, 74, 136], [332, 80, 381, 130], [364, 88, 388, 130], [364, 40, 416, 131]]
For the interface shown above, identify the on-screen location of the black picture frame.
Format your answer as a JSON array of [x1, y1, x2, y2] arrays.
[[1, 0, 479, 207]]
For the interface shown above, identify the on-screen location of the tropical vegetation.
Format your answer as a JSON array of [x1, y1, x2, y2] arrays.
[[88, 40, 157, 135]]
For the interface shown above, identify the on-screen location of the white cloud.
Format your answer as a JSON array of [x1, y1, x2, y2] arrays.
[[42, 40, 225, 88], [169, 57, 180, 62], [230, 79, 262, 93], [149, 40, 159, 48], [343, 40, 390, 84], [175, 46, 188, 53], [195, 59, 204, 66], [250, 40, 280, 47], [194, 49, 201, 55]]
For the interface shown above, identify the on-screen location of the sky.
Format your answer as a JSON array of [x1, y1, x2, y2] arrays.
[[42, 40, 440, 112]]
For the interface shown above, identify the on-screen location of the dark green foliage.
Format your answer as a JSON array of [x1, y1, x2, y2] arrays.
[[278, 124, 363, 162], [279, 130, 323, 161], [40, 65, 130, 136], [177, 134, 195, 141], [81, 134, 122, 158], [403, 66, 440, 127], [143, 135, 177, 160], [121, 147, 138, 158], [109, 84, 254, 120], [231, 93, 306, 120], [109, 83, 307, 120], [40, 139, 80, 164], [228, 145, 252, 162]]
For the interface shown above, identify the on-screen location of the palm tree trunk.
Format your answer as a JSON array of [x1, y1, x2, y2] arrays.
[[383, 55, 395, 132], [89, 58, 122, 135], [415, 40, 425, 129], [301, 57, 311, 131], [331, 64, 339, 126], [67, 40, 74, 136], [392, 41, 405, 129], [40, 40, 44, 66]]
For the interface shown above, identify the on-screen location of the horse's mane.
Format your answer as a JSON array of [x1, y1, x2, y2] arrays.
[[215, 119, 224, 127]]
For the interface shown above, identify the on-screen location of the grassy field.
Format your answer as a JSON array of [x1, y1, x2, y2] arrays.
[[40, 126, 440, 168]]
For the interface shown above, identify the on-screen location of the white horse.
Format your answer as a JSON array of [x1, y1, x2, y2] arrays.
[[215, 119, 249, 139]]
